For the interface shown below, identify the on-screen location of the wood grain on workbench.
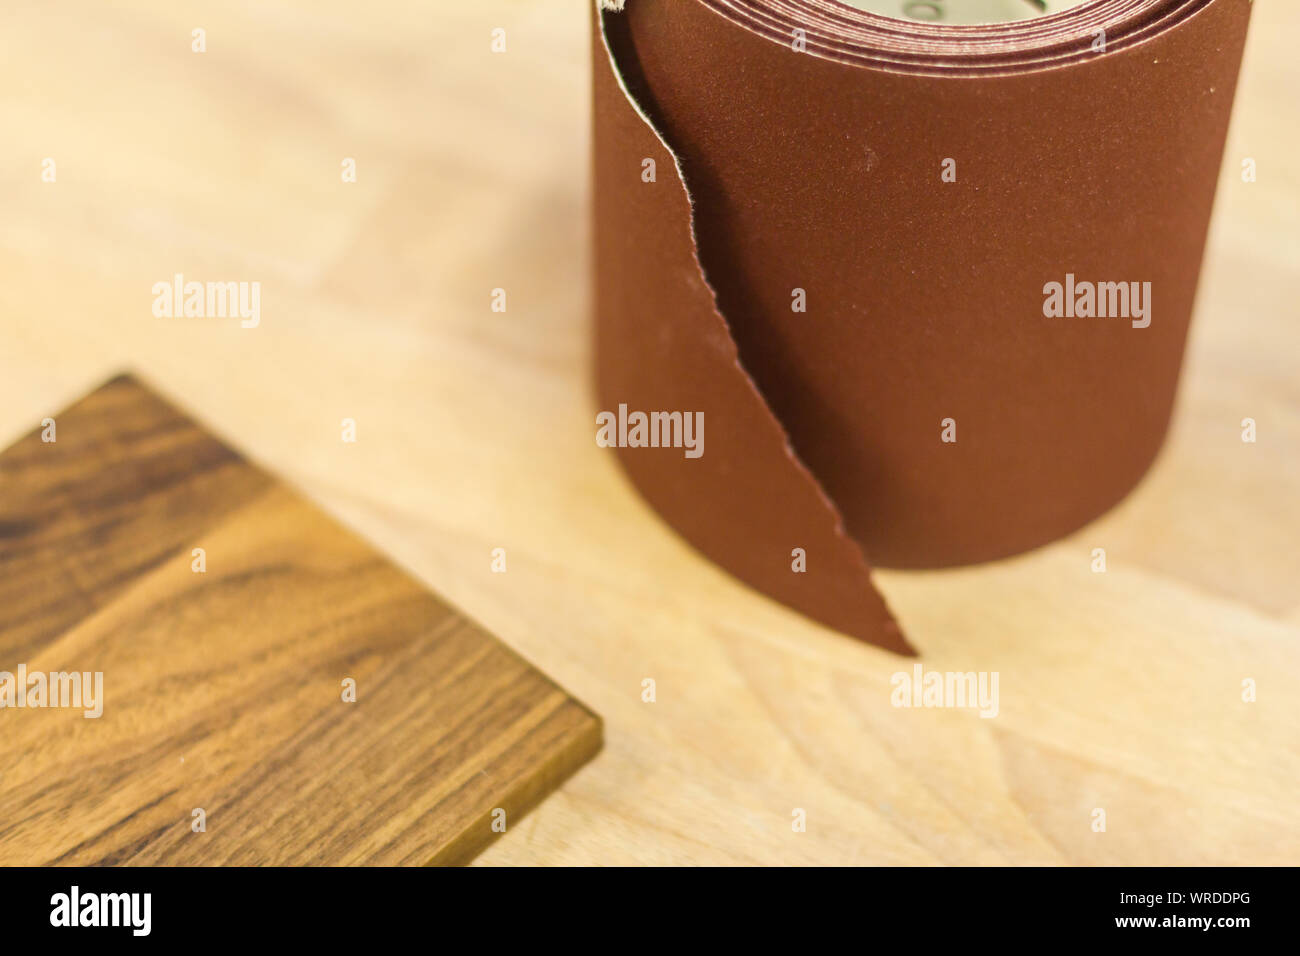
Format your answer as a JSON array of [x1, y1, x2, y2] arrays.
[[0, 1, 1296, 865], [0, 375, 601, 865]]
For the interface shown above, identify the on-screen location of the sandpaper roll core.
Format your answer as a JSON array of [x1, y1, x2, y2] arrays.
[[592, 0, 1252, 652]]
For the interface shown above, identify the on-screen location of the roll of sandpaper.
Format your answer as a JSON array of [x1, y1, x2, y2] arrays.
[[591, 0, 1251, 653]]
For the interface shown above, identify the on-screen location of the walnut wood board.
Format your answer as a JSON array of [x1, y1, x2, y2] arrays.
[[0, 374, 602, 865]]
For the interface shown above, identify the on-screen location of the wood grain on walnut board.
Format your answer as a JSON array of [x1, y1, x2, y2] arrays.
[[0, 1, 1296, 865], [0, 375, 602, 865]]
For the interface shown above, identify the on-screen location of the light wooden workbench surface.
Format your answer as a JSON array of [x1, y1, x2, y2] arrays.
[[1, 1, 1296, 865]]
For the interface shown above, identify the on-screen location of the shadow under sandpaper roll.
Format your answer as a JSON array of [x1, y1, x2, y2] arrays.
[[591, 0, 1252, 653]]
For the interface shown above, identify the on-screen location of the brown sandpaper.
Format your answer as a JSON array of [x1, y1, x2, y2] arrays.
[[592, 0, 1251, 652]]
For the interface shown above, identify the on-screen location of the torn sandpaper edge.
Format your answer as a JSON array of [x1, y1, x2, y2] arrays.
[[592, 0, 914, 654]]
